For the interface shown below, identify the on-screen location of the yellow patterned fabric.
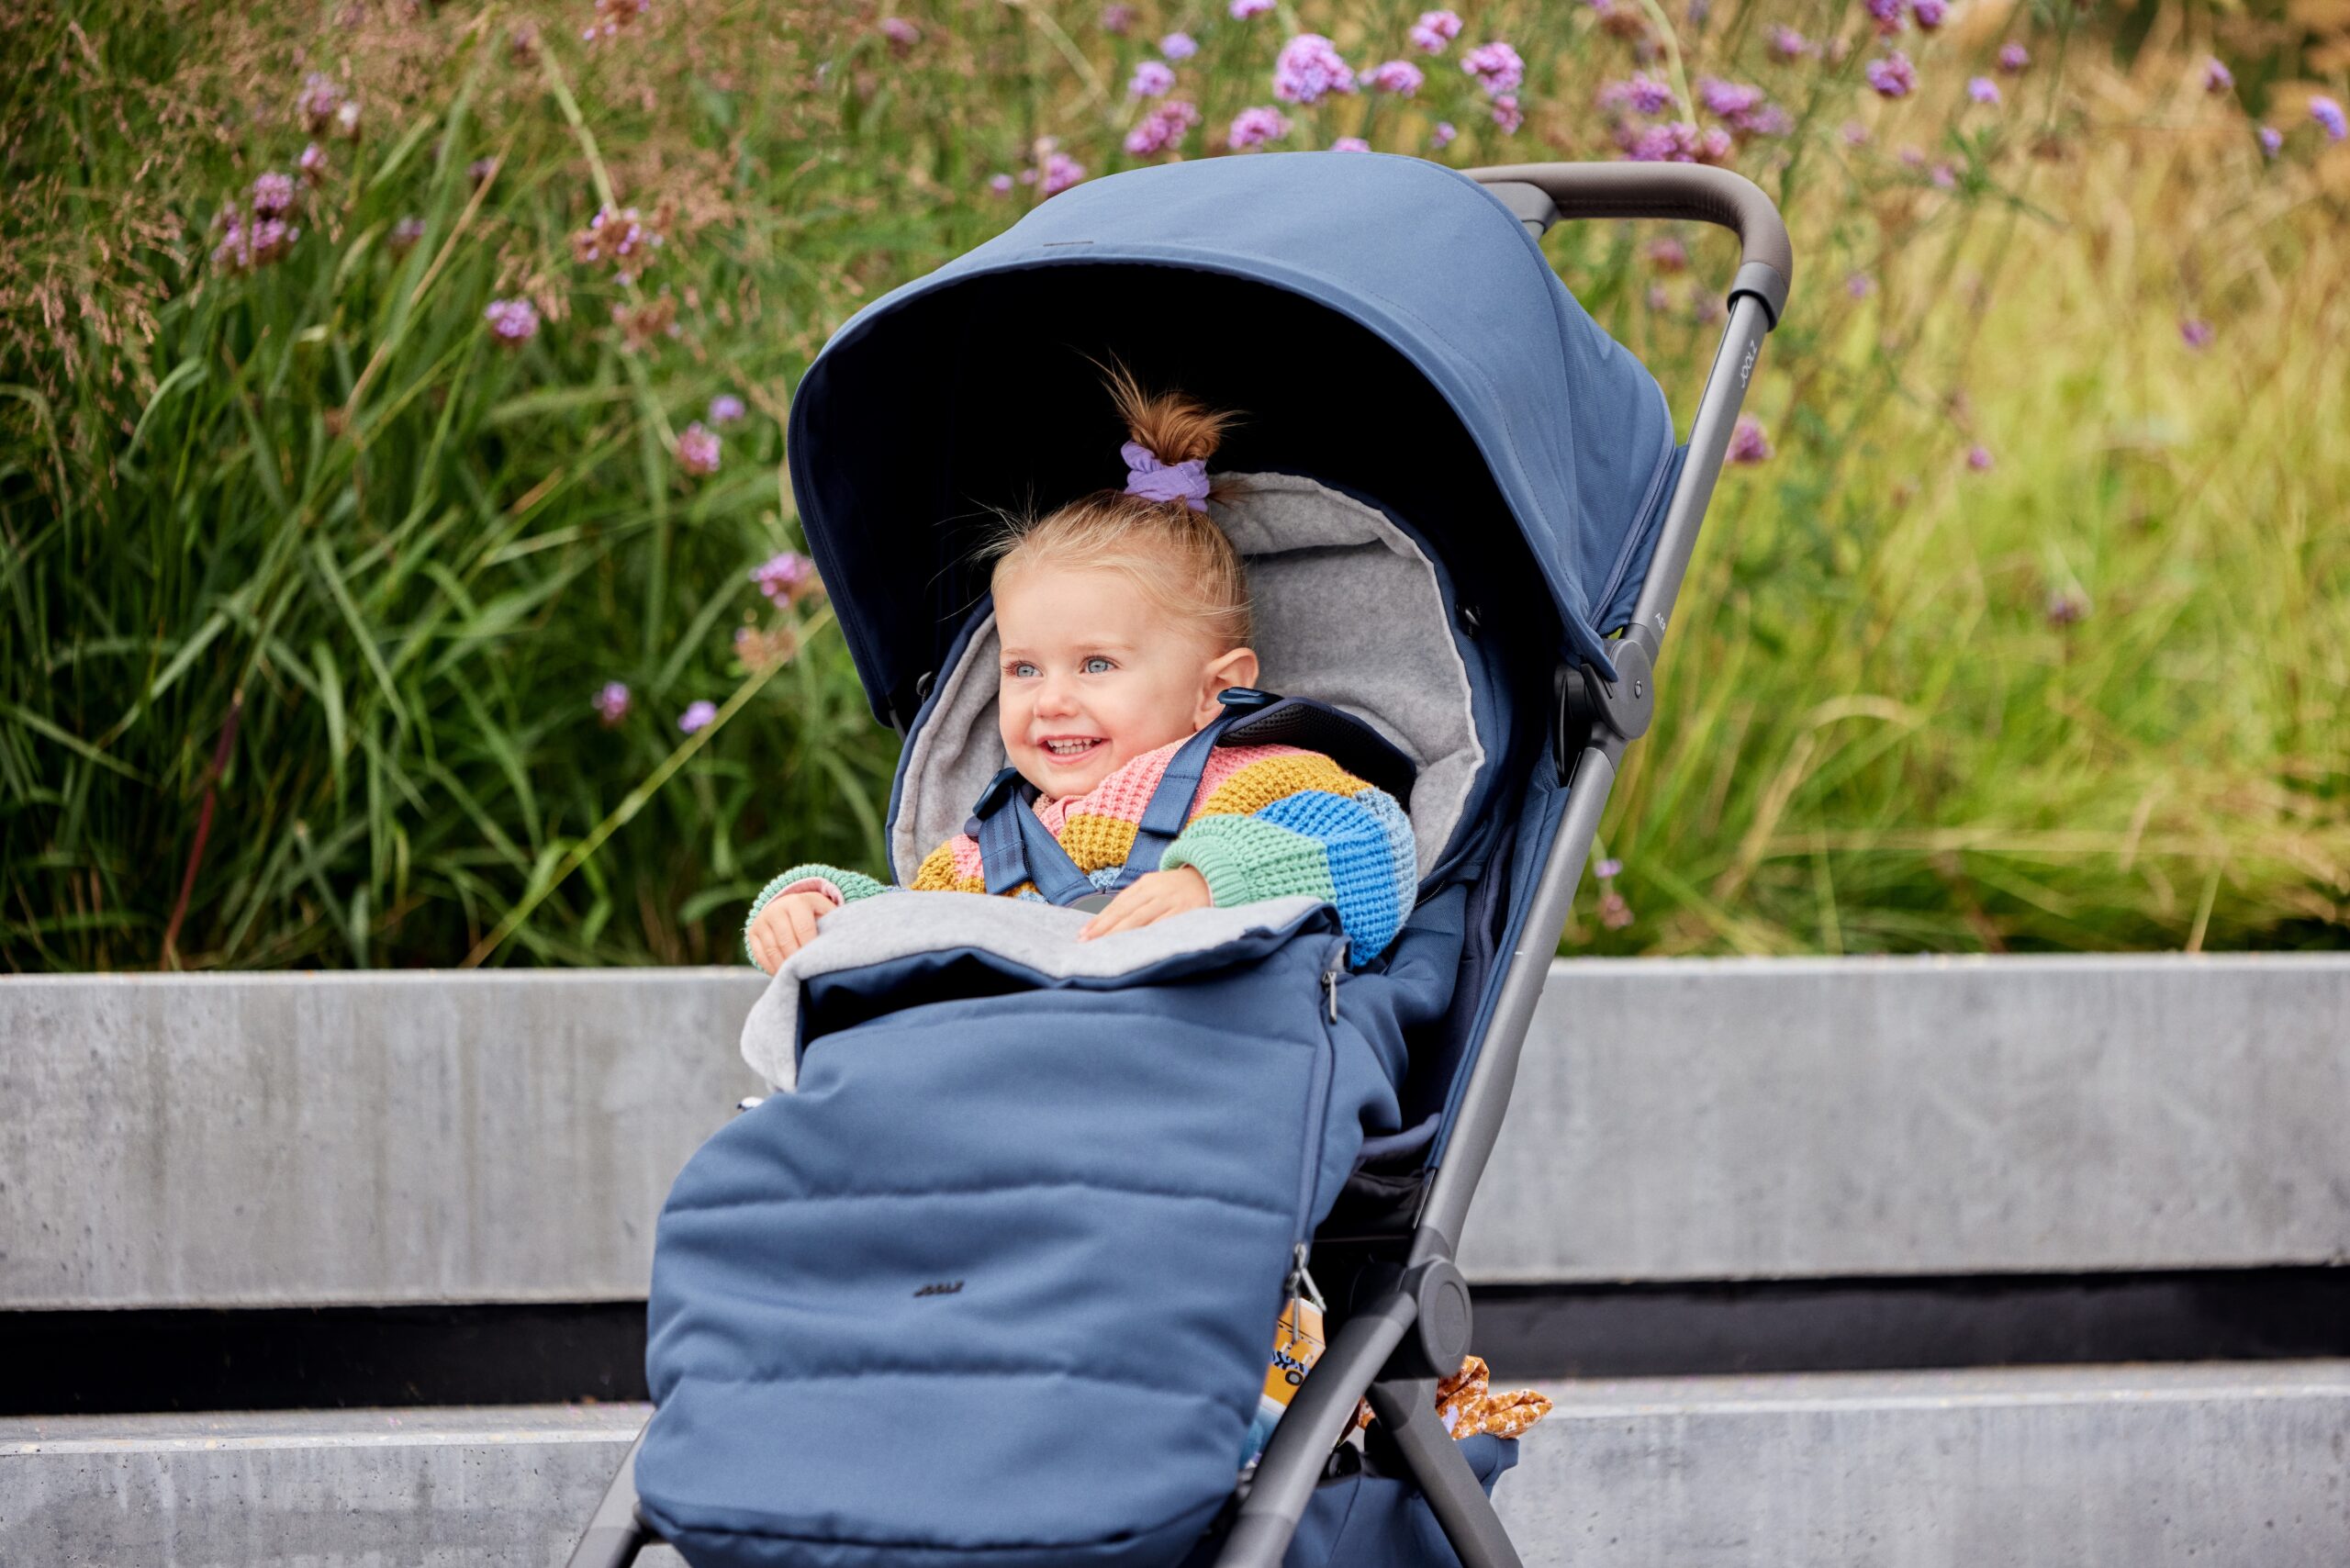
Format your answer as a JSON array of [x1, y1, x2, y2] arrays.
[[1055, 812, 1141, 875], [1352, 1355, 1551, 1442]]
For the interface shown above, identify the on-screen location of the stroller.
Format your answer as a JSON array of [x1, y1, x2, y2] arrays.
[[570, 152, 1790, 1568]]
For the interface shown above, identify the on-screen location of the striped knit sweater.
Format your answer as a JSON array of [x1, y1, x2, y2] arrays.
[[745, 740, 1417, 969]]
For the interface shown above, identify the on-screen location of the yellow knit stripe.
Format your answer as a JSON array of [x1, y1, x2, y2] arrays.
[[1058, 812, 1140, 874], [912, 842, 988, 894], [1193, 753, 1369, 823]]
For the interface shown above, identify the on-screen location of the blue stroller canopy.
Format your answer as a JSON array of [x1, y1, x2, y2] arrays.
[[786, 151, 1677, 723]]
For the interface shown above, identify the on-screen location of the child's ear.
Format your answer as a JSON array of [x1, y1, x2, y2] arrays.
[[1195, 645, 1260, 727]]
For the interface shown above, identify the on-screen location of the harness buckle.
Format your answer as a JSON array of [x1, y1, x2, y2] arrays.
[[972, 766, 1026, 821]]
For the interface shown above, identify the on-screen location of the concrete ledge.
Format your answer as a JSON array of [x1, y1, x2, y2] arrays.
[[0, 971, 764, 1307], [7, 1362, 2346, 1565], [4, 957, 2345, 1306], [1461, 954, 2350, 1281]]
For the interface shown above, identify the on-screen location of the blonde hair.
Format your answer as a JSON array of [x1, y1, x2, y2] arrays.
[[986, 361, 1253, 650]]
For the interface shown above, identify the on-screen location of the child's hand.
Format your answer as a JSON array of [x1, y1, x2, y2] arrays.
[[1078, 867, 1213, 940], [747, 890, 840, 975]]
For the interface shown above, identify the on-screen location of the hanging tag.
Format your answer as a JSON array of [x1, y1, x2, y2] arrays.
[[1241, 1247, 1329, 1471]]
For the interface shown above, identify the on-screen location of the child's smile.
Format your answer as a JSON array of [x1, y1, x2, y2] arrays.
[[993, 563, 1255, 801]]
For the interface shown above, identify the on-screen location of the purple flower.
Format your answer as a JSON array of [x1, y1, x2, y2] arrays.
[[389, 215, 426, 255], [468, 155, 499, 188], [298, 142, 329, 185], [1128, 59, 1176, 97], [752, 550, 817, 606], [1040, 151, 1087, 195], [298, 73, 345, 133], [1966, 444, 1994, 472], [211, 216, 300, 273], [594, 681, 632, 725], [2315, 96, 2348, 141], [1728, 416, 1772, 465], [709, 394, 746, 425], [1409, 10, 1464, 51], [1841, 119, 1872, 146], [1369, 59, 1425, 95], [572, 206, 663, 273], [988, 172, 1016, 194], [1645, 237, 1688, 272], [1597, 888, 1634, 929], [1228, 105, 1291, 150], [486, 300, 540, 345], [1274, 34, 1357, 105], [677, 421, 722, 476], [1101, 4, 1135, 34], [1461, 40, 1525, 97], [1699, 78, 1763, 118], [1646, 284, 1673, 310], [1866, 52, 1917, 98], [1770, 26, 1811, 59], [1600, 74, 1677, 116], [1489, 94, 1524, 132], [1968, 75, 2001, 105], [2178, 318, 2214, 351], [1124, 98, 1201, 156], [1229, 0, 1273, 17], [1930, 162, 1957, 189], [484, 297, 540, 345], [2257, 125, 2283, 158], [1161, 31, 1197, 60], [1866, 0, 1904, 34], [879, 17, 919, 50], [582, 0, 650, 42], [1595, 857, 1624, 879], [2202, 57, 2232, 95], [1910, 0, 1946, 30], [1430, 120, 1457, 149], [1846, 271, 1874, 297], [2044, 590, 2086, 627], [334, 99, 363, 140], [252, 172, 296, 217], [677, 700, 718, 735], [1618, 120, 1731, 163], [1332, 136, 1371, 151], [1998, 41, 2030, 73]]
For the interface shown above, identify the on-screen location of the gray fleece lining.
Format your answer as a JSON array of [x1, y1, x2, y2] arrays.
[[890, 473, 1484, 884], [741, 890, 1326, 1089]]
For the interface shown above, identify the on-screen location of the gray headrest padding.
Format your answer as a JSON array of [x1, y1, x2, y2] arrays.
[[890, 472, 1485, 885]]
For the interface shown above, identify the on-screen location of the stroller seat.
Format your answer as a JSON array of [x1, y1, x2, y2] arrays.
[[572, 151, 1792, 1568]]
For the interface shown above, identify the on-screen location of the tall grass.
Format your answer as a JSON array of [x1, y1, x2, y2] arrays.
[[1, 0, 2344, 969]]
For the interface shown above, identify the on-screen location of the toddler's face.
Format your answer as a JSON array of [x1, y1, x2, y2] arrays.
[[993, 563, 1255, 800]]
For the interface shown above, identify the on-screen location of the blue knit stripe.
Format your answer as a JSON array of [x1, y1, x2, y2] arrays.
[[1253, 789, 1404, 963]]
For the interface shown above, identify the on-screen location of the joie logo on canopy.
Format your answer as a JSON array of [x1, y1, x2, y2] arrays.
[[913, 1280, 965, 1297]]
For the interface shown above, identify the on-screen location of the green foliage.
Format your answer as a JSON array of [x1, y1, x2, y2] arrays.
[[1, 0, 2343, 969]]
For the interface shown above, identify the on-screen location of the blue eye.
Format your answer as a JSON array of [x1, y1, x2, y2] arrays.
[[1083, 656, 1114, 675], [1009, 661, 1039, 679]]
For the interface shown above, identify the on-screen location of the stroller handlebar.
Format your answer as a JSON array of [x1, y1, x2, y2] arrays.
[[1466, 162, 1793, 328]]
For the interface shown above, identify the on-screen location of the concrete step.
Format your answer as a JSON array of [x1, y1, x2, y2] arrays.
[[5, 957, 2346, 1307], [6, 1362, 2347, 1566]]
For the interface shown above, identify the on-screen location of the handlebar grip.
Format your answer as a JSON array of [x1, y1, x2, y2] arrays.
[[1466, 162, 1794, 326]]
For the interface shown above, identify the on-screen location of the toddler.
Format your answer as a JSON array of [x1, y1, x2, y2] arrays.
[[744, 364, 1416, 974]]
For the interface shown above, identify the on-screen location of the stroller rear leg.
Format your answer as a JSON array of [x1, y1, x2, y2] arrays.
[[566, 1427, 655, 1568], [1364, 1378, 1526, 1568]]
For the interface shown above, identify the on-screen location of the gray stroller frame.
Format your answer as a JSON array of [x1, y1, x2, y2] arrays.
[[570, 161, 1792, 1568]]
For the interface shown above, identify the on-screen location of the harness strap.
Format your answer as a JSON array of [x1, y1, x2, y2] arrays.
[[968, 688, 1279, 907]]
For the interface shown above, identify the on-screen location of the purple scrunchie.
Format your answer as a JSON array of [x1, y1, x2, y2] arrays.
[[1121, 441, 1211, 511]]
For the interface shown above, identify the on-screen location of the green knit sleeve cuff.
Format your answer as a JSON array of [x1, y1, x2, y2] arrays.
[[1160, 815, 1338, 911], [743, 864, 888, 965]]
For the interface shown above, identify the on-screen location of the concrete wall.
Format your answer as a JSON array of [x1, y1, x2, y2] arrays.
[[8, 1362, 2347, 1566], [5, 957, 2345, 1307]]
